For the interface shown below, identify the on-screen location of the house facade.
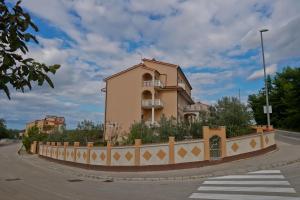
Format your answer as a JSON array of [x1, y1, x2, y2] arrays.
[[103, 58, 207, 140], [25, 115, 65, 135]]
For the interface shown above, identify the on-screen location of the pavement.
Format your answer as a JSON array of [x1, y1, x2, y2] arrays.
[[0, 130, 299, 200]]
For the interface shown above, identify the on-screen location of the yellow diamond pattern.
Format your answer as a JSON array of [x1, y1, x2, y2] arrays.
[[265, 136, 269, 144], [178, 147, 188, 158], [231, 143, 239, 152], [125, 152, 133, 161], [100, 152, 106, 161], [143, 151, 152, 161], [113, 152, 121, 161], [191, 146, 201, 156], [92, 152, 97, 161], [250, 139, 257, 148], [156, 149, 166, 160], [83, 152, 87, 161]]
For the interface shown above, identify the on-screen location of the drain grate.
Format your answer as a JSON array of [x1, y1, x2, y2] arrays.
[[5, 178, 22, 182], [67, 179, 83, 182]]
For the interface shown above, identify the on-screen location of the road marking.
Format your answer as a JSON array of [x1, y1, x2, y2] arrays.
[[197, 186, 296, 193], [248, 170, 281, 174], [203, 180, 290, 185], [209, 175, 284, 179], [189, 193, 300, 200]]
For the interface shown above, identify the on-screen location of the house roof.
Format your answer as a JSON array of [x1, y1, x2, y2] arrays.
[[103, 58, 193, 90], [142, 58, 192, 90], [103, 63, 157, 81]]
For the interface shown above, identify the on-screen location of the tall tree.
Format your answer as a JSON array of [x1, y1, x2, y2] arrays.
[[0, 118, 9, 139], [0, 0, 60, 99], [248, 67, 300, 131]]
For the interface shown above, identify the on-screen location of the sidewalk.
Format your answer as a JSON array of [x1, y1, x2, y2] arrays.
[[20, 139, 300, 182]]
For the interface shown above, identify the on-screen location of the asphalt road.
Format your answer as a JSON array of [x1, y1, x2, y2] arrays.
[[0, 131, 299, 200]]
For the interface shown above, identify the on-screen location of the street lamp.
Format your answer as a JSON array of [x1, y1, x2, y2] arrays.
[[259, 29, 271, 128]]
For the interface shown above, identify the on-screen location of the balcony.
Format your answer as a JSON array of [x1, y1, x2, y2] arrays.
[[145, 120, 160, 127], [178, 82, 185, 90], [143, 80, 164, 88], [141, 99, 163, 109]]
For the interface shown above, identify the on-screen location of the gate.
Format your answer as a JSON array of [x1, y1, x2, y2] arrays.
[[209, 135, 221, 160]]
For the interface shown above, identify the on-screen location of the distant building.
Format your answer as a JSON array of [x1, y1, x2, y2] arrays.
[[25, 115, 65, 135], [183, 101, 210, 122]]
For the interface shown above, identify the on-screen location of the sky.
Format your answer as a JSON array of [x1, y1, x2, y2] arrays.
[[1, 0, 300, 129]]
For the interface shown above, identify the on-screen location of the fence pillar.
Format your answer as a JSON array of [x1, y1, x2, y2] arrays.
[[51, 142, 56, 158], [134, 139, 141, 166], [168, 137, 175, 164], [31, 141, 37, 154], [257, 127, 265, 149], [87, 142, 94, 164], [73, 142, 80, 162], [46, 142, 50, 157], [63, 142, 69, 160], [106, 141, 111, 166], [56, 142, 61, 159], [203, 126, 210, 160]]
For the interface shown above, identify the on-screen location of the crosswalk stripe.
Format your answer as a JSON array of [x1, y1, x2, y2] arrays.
[[248, 170, 281, 174], [189, 193, 300, 200], [197, 186, 296, 193], [203, 180, 290, 185], [208, 175, 284, 179]]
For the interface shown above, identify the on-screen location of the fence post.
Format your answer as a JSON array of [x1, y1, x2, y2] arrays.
[[63, 142, 69, 161], [257, 127, 264, 149], [87, 142, 94, 164], [106, 141, 111, 166], [56, 142, 61, 159], [168, 137, 175, 164], [134, 139, 141, 166], [51, 142, 56, 158], [46, 142, 50, 157], [203, 126, 210, 160], [73, 142, 80, 162]]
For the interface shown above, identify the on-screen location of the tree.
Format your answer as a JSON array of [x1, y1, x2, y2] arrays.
[[210, 97, 253, 137], [0, 118, 9, 139], [248, 67, 300, 131], [22, 125, 47, 151], [0, 0, 60, 99]]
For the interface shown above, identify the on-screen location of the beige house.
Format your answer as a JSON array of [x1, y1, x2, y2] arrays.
[[103, 58, 208, 140], [25, 115, 65, 135]]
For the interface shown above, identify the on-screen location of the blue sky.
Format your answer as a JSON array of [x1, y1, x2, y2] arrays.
[[1, 0, 300, 129]]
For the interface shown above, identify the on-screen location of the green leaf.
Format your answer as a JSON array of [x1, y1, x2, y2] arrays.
[[45, 76, 54, 88], [2, 85, 11, 100]]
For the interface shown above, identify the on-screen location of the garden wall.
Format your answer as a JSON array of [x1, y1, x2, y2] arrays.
[[35, 126, 276, 170]]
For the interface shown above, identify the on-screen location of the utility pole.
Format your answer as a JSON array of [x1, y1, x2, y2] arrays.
[[259, 29, 271, 128]]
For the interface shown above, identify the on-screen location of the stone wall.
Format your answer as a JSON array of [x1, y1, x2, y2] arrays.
[[36, 126, 276, 168]]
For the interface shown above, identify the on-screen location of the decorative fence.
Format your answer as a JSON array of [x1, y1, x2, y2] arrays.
[[33, 126, 276, 169]]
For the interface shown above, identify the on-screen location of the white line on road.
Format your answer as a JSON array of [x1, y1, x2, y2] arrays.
[[248, 170, 281, 174], [189, 193, 300, 200], [209, 175, 284, 179], [203, 180, 291, 185], [197, 186, 296, 193]]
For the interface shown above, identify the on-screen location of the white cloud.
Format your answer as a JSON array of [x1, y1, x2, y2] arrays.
[[2, 0, 300, 128], [247, 64, 277, 80]]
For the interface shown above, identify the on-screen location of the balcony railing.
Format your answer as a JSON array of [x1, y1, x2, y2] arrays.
[[178, 82, 185, 90], [141, 99, 163, 108], [145, 120, 160, 127], [143, 80, 164, 88]]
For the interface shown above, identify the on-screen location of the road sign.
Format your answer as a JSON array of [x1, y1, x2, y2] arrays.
[[263, 105, 272, 114]]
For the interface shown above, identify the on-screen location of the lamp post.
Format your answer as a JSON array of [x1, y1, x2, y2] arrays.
[[259, 29, 270, 128]]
